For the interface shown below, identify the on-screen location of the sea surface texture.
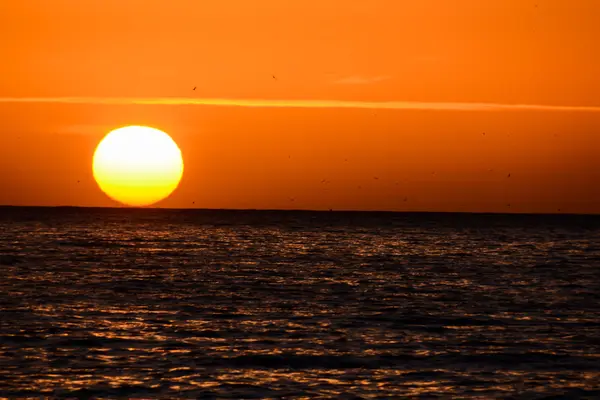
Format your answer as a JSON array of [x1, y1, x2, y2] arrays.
[[0, 207, 599, 399]]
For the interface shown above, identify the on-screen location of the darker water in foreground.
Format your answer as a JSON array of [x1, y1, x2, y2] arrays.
[[0, 207, 599, 399]]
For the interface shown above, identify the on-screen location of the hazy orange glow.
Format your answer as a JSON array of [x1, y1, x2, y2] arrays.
[[93, 126, 184, 207], [0, 0, 598, 213]]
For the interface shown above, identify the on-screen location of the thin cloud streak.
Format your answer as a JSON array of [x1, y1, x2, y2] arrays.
[[1, 97, 600, 112]]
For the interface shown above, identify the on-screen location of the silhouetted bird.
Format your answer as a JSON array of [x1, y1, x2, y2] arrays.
[[272, 75, 277, 80], [507, 173, 511, 178], [403, 197, 408, 202], [192, 87, 196, 91]]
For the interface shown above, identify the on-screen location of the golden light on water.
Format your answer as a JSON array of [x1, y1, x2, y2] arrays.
[[92, 125, 184, 207]]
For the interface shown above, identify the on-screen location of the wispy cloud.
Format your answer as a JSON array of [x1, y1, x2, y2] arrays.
[[1, 97, 600, 112], [332, 75, 391, 85]]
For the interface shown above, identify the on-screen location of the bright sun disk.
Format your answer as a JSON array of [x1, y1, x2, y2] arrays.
[[93, 125, 184, 207]]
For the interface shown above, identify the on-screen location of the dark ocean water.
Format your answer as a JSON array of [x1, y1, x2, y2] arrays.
[[0, 207, 599, 399]]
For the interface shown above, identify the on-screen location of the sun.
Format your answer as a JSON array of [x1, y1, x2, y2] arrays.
[[93, 125, 184, 207]]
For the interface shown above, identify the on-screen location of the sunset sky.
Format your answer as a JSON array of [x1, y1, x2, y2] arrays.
[[1, 0, 599, 213]]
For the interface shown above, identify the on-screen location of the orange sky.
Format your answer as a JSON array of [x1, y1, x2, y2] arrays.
[[0, 0, 599, 213]]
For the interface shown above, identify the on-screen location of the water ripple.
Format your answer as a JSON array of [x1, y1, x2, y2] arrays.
[[0, 208, 599, 397]]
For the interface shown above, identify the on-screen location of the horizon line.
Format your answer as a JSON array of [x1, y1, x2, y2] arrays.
[[0, 204, 597, 216], [1, 97, 600, 112]]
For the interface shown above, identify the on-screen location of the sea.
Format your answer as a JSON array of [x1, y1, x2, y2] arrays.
[[0, 206, 599, 399]]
